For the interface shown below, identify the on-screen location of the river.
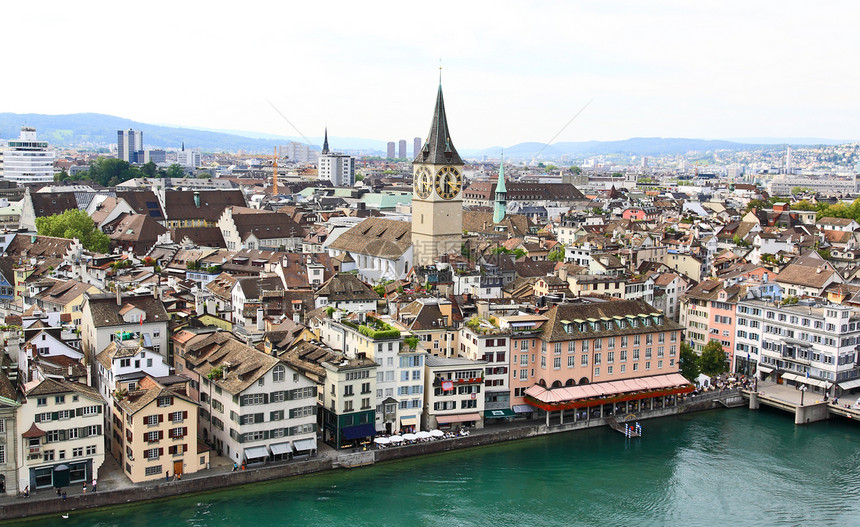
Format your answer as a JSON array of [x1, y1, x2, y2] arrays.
[[17, 408, 860, 526]]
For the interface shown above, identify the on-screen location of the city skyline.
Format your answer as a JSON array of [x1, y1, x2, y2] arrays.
[[4, 1, 860, 149]]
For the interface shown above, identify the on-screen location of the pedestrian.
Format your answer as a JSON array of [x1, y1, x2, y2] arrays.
[[57, 488, 61, 498], [92, 479, 97, 492], [62, 491, 67, 502], [241, 463, 245, 471], [165, 471, 170, 482], [232, 462, 237, 472], [82, 482, 87, 493]]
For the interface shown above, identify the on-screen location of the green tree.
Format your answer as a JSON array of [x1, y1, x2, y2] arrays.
[[35, 208, 110, 252], [679, 342, 700, 382], [141, 161, 158, 177], [699, 340, 728, 376], [403, 336, 420, 351], [547, 245, 565, 262], [792, 200, 817, 211], [569, 165, 582, 175], [166, 164, 185, 178], [513, 248, 527, 259], [355, 174, 365, 182], [745, 199, 768, 212]]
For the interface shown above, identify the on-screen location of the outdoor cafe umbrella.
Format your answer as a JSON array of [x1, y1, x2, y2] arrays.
[[403, 433, 418, 441], [373, 436, 391, 445], [429, 429, 445, 438], [415, 431, 432, 439], [389, 435, 404, 443]]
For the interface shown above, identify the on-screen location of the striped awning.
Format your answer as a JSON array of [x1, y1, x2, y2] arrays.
[[524, 373, 693, 410]]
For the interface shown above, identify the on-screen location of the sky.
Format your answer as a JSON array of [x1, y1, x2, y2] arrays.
[[4, 1, 860, 149]]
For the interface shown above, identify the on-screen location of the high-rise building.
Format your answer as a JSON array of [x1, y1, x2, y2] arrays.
[[387, 142, 396, 159], [175, 144, 201, 168], [282, 142, 317, 164], [0, 127, 55, 183], [785, 146, 792, 174], [411, 82, 464, 266], [413, 137, 422, 159], [398, 140, 407, 159], [319, 129, 355, 187], [117, 129, 143, 163]]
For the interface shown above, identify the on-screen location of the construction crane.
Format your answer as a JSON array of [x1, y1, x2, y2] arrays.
[[272, 146, 280, 196]]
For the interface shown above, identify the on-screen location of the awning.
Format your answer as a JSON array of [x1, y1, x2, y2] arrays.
[[484, 408, 516, 419], [435, 412, 481, 424], [782, 372, 829, 389], [342, 423, 376, 440], [513, 404, 537, 414], [270, 442, 291, 456], [292, 438, 316, 452], [400, 416, 418, 427], [244, 446, 269, 460], [757, 365, 774, 374], [838, 379, 860, 390]]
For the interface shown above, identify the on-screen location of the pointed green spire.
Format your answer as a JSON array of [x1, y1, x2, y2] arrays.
[[493, 151, 507, 224]]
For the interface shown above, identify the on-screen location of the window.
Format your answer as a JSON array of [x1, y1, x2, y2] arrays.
[[568, 355, 575, 368], [581, 354, 588, 366], [0, 445, 5, 464], [145, 415, 159, 426], [344, 400, 354, 412], [157, 396, 173, 407], [145, 466, 163, 476], [37, 397, 47, 406], [172, 411, 185, 423], [145, 448, 160, 460], [55, 395, 65, 404], [553, 357, 561, 369], [73, 447, 83, 457], [344, 385, 354, 396]]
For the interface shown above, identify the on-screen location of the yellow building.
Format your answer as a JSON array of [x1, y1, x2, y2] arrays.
[[29, 279, 102, 326], [111, 375, 208, 482]]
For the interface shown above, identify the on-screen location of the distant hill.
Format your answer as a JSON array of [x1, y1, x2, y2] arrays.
[[466, 137, 769, 159]]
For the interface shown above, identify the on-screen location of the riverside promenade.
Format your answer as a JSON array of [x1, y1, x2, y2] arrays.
[[0, 388, 744, 522], [744, 380, 860, 424]]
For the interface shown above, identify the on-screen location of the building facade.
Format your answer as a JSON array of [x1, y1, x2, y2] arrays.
[[117, 129, 143, 164], [1, 127, 54, 183]]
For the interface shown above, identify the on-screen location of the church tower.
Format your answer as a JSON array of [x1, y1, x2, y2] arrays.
[[493, 152, 507, 224], [412, 82, 464, 266]]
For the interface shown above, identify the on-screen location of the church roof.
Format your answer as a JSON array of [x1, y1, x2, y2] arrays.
[[414, 83, 463, 166]]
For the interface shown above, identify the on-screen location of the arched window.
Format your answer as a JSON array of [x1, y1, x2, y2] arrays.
[[551, 380, 563, 389], [565, 379, 576, 387], [273, 365, 285, 383], [578, 377, 590, 385]]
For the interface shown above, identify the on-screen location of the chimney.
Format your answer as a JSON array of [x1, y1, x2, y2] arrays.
[[559, 267, 568, 282], [116, 284, 122, 306], [257, 307, 265, 331], [68, 364, 73, 378]]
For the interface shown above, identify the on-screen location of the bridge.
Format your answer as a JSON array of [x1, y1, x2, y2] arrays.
[[742, 382, 860, 425]]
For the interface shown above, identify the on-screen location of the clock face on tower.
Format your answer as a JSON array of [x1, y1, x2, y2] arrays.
[[434, 166, 462, 200], [414, 167, 432, 199]]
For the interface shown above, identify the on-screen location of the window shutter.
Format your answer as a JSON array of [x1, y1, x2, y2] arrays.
[[52, 412, 59, 421], [59, 430, 67, 441], [183, 410, 188, 419], [239, 395, 245, 407], [159, 447, 163, 456], [289, 408, 295, 419], [263, 393, 269, 404], [98, 406, 103, 414], [97, 425, 102, 435], [183, 443, 188, 453], [270, 411, 276, 421], [76, 408, 82, 417], [255, 413, 263, 423], [35, 414, 41, 423], [159, 414, 164, 423], [263, 430, 269, 440], [183, 427, 187, 437], [158, 430, 164, 440]]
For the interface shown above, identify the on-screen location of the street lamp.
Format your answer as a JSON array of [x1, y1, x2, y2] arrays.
[[799, 385, 807, 406]]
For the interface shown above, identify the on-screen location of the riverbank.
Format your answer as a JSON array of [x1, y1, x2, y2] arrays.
[[0, 389, 744, 522]]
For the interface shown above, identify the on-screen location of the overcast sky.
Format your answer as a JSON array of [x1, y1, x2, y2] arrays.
[[5, 1, 859, 148]]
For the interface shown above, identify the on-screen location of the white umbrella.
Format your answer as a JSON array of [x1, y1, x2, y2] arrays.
[[374, 437, 390, 445], [389, 435, 404, 442], [429, 429, 445, 437], [416, 431, 431, 439], [403, 433, 418, 441]]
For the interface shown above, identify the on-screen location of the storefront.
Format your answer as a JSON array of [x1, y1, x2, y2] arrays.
[[483, 408, 516, 422], [30, 460, 90, 490], [434, 412, 482, 429]]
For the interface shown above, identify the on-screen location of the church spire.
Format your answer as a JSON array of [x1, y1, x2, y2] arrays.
[[493, 151, 507, 224], [321, 127, 330, 155], [414, 81, 462, 165]]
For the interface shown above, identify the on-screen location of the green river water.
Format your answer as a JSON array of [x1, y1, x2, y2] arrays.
[[17, 408, 860, 526]]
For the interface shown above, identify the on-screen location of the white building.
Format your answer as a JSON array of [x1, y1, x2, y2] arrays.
[[94, 340, 171, 403], [459, 325, 512, 414], [174, 147, 201, 168], [282, 142, 318, 164], [423, 355, 486, 430], [81, 294, 171, 366], [1, 127, 55, 183], [17, 378, 105, 491], [735, 298, 860, 395]]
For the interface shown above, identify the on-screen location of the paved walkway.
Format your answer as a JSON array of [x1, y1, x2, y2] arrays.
[[757, 380, 828, 406]]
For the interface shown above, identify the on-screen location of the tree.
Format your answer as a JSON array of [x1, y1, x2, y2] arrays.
[[547, 245, 565, 262], [569, 165, 582, 175], [355, 174, 365, 182], [699, 340, 728, 376], [679, 342, 700, 382], [513, 248, 527, 259], [745, 199, 768, 212], [35, 208, 110, 253], [403, 336, 419, 351], [166, 164, 185, 178], [141, 161, 158, 177]]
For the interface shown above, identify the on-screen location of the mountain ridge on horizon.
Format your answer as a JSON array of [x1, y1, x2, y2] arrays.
[[0, 112, 852, 158]]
